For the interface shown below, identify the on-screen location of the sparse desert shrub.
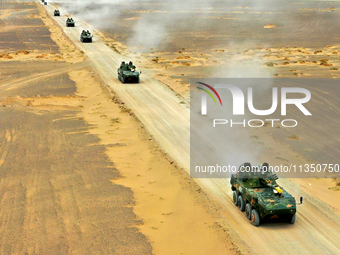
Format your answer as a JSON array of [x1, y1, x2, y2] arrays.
[[265, 62, 277, 67], [110, 118, 120, 124]]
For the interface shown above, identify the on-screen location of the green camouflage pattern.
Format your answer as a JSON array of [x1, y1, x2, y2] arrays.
[[80, 30, 92, 43], [117, 61, 141, 83], [231, 163, 297, 225]]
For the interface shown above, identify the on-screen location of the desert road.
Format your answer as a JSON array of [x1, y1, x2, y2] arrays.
[[44, 2, 340, 254]]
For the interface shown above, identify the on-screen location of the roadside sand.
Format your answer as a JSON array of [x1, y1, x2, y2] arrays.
[[36, 3, 84, 63], [0, 4, 152, 253], [70, 69, 241, 254]]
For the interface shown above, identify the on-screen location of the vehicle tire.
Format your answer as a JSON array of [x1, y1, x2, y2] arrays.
[[245, 203, 252, 220], [233, 191, 238, 206], [290, 214, 296, 224], [136, 77, 140, 83], [251, 209, 260, 226], [238, 196, 245, 211], [121, 77, 125, 84]]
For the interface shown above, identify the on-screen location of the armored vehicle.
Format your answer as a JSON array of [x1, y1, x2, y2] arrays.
[[117, 61, 141, 83], [44, 2, 47, 5], [54, 10, 60, 16], [66, 18, 75, 27], [80, 30, 92, 43], [231, 162, 302, 226]]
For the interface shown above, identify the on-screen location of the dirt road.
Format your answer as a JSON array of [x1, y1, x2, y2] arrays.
[[44, 3, 190, 173], [45, 2, 340, 255]]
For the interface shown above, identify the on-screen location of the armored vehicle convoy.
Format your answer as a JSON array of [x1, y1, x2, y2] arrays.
[[66, 18, 75, 27], [54, 10, 60, 16], [117, 61, 141, 83], [231, 162, 302, 226], [80, 30, 92, 43]]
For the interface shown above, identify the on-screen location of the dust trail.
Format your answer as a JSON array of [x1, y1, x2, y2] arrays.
[[53, 0, 279, 51]]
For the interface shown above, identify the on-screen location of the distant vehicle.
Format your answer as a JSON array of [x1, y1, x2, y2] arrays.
[[54, 10, 60, 16], [44, 2, 47, 5], [117, 61, 141, 83], [42, 0, 44, 2], [80, 30, 92, 43], [66, 18, 75, 27], [230, 162, 303, 226]]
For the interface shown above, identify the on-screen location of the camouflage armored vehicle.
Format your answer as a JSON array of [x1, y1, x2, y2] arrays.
[[117, 61, 141, 83], [80, 30, 92, 43], [66, 18, 75, 27], [54, 10, 60, 16], [231, 162, 302, 226]]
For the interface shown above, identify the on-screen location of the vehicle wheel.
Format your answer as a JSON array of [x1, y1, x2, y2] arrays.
[[290, 214, 296, 224], [233, 191, 238, 206], [238, 196, 245, 211], [245, 203, 252, 220], [121, 77, 125, 84], [136, 77, 140, 83], [251, 209, 260, 226]]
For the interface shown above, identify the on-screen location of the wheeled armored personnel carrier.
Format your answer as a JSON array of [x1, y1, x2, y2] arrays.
[[117, 61, 141, 83], [54, 10, 60, 16], [66, 18, 75, 27], [80, 30, 92, 43], [231, 162, 302, 226]]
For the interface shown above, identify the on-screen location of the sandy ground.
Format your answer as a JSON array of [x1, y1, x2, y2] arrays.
[[51, 1, 340, 254], [1, 0, 340, 254], [71, 69, 239, 255], [0, 2, 240, 254]]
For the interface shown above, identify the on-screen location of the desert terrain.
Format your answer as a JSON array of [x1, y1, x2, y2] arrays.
[[52, 0, 340, 254], [60, 0, 340, 167], [1, 0, 340, 255], [0, 1, 241, 254]]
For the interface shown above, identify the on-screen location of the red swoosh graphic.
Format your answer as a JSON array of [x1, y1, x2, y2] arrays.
[[197, 82, 223, 106]]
